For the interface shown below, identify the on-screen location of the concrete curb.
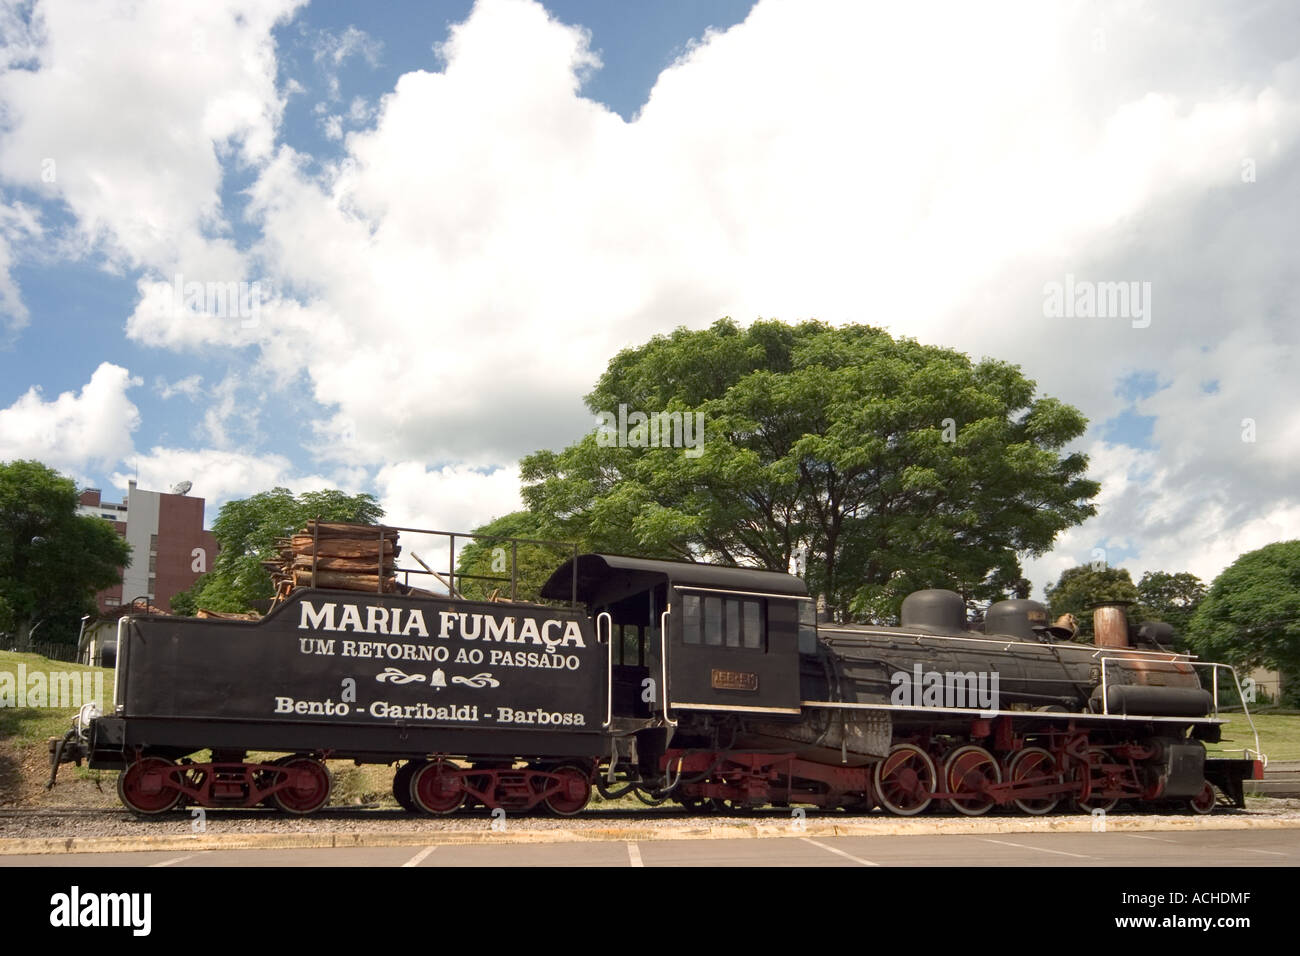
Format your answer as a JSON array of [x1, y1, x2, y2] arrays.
[[3, 813, 1300, 856]]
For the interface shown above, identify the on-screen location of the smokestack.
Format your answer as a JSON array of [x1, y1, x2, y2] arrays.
[[1092, 601, 1132, 648]]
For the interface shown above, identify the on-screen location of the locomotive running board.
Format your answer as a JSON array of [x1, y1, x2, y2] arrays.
[[801, 700, 1226, 724], [672, 702, 803, 715]]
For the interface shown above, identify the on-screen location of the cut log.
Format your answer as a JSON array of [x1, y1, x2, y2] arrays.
[[290, 537, 398, 558], [291, 554, 396, 572], [197, 608, 262, 621], [293, 569, 397, 592]]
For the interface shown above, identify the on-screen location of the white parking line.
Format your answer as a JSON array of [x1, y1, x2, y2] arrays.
[[1125, 834, 1179, 844], [627, 843, 643, 867], [980, 838, 1093, 859], [800, 837, 879, 866], [1240, 848, 1287, 857], [401, 846, 437, 867], [148, 855, 195, 867]]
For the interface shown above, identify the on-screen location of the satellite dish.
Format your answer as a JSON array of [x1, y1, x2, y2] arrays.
[[170, 480, 193, 495]]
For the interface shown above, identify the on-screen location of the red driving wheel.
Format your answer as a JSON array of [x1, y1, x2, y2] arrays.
[[873, 744, 937, 816]]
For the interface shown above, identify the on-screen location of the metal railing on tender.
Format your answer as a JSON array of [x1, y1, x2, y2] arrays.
[[303, 522, 581, 608], [1099, 655, 1265, 766]]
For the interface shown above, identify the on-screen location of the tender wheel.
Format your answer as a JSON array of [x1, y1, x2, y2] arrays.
[[118, 757, 183, 815], [873, 744, 937, 816], [542, 765, 592, 817], [1007, 747, 1062, 815], [944, 745, 1002, 816], [1071, 747, 1119, 813], [392, 761, 422, 813], [411, 760, 466, 815], [1188, 781, 1216, 815], [270, 756, 332, 815]]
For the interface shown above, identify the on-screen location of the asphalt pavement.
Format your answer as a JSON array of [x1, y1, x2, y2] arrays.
[[4, 826, 1298, 866]]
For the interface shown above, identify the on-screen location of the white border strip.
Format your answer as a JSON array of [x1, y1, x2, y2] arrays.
[[674, 585, 812, 601], [674, 702, 803, 715]]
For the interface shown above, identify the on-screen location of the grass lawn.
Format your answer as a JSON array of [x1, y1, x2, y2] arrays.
[[1207, 709, 1300, 762], [0, 649, 118, 805], [0, 649, 115, 746]]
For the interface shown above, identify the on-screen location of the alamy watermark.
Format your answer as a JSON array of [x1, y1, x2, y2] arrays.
[[0, 664, 104, 709], [151, 273, 267, 329], [890, 664, 1000, 717], [1043, 274, 1151, 328], [595, 403, 705, 458], [49, 886, 151, 936]]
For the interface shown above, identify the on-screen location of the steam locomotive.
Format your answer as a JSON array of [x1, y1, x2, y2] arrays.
[[49, 529, 1264, 818]]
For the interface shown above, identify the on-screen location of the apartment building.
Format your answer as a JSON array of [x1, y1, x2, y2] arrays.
[[77, 480, 218, 613]]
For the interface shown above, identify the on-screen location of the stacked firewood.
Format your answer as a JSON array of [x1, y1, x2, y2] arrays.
[[196, 608, 261, 621], [267, 521, 400, 602]]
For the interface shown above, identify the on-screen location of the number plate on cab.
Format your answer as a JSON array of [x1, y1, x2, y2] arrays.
[[711, 669, 758, 691]]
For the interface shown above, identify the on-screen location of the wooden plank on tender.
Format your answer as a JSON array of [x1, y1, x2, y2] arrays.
[[290, 537, 397, 557], [291, 554, 396, 572], [197, 608, 262, 621], [292, 569, 397, 592]]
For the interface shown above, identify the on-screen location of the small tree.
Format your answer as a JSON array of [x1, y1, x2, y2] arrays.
[[453, 512, 577, 603], [1043, 565, 1139, 642], [1134, 570, 1205, 648], [0, 460, 131, 648], [1187, 541, 1300, 705]]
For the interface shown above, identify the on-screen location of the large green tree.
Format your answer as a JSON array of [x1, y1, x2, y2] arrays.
[[1186, 541, 1300, 704], [0, 460, 131, 649], [177, 487, 384, 613], [521, 319, 1099, 621]]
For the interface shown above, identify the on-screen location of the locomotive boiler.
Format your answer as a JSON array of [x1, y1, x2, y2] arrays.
[[48, 527, 1264, 818]]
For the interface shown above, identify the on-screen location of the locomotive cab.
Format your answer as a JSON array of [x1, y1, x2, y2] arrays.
[[542, 555, 809, 724]]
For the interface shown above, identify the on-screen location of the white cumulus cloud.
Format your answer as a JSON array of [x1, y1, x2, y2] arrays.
[[0, 362, 140, 475], [5, 0, 1300, 591]]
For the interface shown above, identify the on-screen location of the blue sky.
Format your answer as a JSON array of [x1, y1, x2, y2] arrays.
[[2, 0, 1298, 598], [2, 0, 757, 481]]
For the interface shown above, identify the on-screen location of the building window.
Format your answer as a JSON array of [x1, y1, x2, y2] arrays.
[[148, 555, 157, 573], [150, 534, 158, 553]]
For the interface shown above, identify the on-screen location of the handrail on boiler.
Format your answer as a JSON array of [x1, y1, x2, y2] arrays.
[[1099, 657, 1265, 766]]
